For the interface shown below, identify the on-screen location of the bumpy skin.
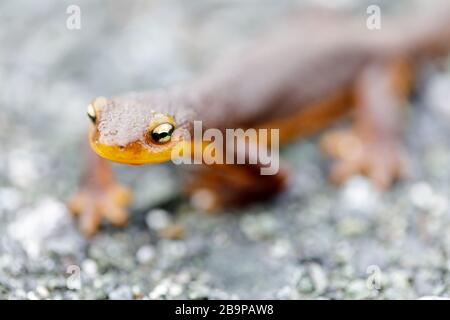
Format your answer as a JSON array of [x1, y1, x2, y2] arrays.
[[70, 6, 450, 235]]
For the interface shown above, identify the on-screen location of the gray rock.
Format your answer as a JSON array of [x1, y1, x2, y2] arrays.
[[1, 0, 449, 300]]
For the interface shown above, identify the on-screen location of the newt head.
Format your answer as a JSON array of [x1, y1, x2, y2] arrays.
[[87, 95, 190, 165]]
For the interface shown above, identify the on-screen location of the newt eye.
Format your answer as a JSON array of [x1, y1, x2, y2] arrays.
[[150, 123, 175, 144], [87, 104, 97, 124]]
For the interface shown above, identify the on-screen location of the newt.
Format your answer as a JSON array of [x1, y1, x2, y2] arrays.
[[69, 5, 450, 236]]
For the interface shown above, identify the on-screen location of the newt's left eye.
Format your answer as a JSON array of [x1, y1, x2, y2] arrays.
[[150, 123, 175, 144], [87, 104, 97, 124]]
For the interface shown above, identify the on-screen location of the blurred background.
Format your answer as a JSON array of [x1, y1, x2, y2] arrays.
[[1, 0, 450, 299]]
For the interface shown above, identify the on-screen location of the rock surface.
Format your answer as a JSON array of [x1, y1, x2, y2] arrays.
[[1, 0, 450, 299]]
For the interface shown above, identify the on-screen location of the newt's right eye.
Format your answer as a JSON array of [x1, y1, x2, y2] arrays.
[[150, 123, 175, 144], [87, 104, 97, 124]]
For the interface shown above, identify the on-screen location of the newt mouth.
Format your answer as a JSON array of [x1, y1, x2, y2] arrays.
[[89, 127, 182, 165]]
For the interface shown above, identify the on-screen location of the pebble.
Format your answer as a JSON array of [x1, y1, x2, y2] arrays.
[[345, 280, 371, 299], [296, 270, 315, 294], [136, 245, 156, 264], [409, 182, 435, 210], [146, 208, 171, 231], [81, 259, 98, 278], [108, 286, 133, 300], [132, 285, 143, 299], [338, 176, 379, 216], [0, 187, 22, 212], [27, 291, 40, 300], [240, 213, 279, 241], [168, 283, 183, 297], [149, 281, 170, 300], [308, 264, 328, 295], [337, 217, 368, 236], [36, 285, 50, 299], [269, 239, 292, 258], [159, 224, 186, 240], [276, 285, 298, 299]]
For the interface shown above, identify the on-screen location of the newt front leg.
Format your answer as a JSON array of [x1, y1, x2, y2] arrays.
[[68, 148, 131, 236]]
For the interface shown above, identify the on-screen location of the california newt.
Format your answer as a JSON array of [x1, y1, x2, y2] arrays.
[[69, 5, 450, 236]]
